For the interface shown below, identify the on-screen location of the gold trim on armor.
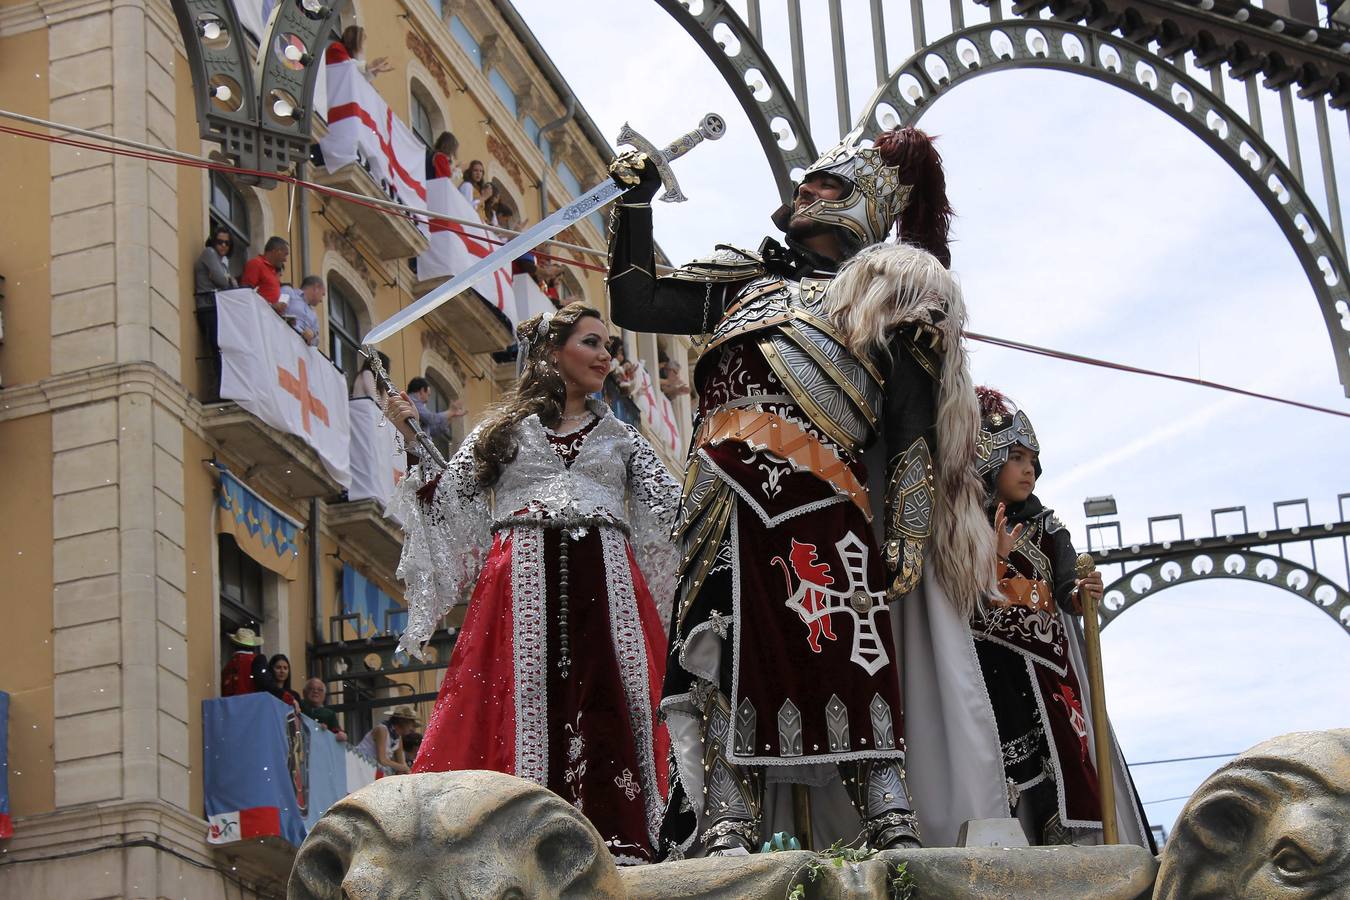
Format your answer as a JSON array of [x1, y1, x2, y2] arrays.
[[882, 438, 934, 599], [692, 407, 871, 521], [702, 310, 795, 358], [759, 339, 867, 456], [784, 303, 885, 386], [721, 278, 788, 318], [605, 262, 655, 282], [776, 323, 880, 432], [678, 487, 733, 626]]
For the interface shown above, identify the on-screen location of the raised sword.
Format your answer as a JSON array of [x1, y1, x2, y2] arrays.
[[362, 113, 727, 346]]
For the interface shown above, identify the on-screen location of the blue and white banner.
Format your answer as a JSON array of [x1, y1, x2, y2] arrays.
[[203, 693, 378, 848], [0, 691, 11, 838], [217, 468, 303, 579], [341, 564, 406, 640]]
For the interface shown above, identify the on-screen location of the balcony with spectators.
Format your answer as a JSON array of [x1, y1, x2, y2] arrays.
[[310, 29, 429, 261]]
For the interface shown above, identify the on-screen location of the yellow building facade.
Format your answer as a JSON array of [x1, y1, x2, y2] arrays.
[[0, 1, 691, 895]]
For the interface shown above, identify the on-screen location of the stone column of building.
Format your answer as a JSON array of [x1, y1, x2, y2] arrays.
[[42, 1, 197, 894]]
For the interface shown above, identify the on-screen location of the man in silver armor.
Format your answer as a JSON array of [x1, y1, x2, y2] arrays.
[[606, 127, 996, 856]]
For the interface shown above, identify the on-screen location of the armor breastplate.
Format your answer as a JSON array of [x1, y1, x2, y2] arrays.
[[700, 275, 884, 454]]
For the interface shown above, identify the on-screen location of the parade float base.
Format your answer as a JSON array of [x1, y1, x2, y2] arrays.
[[286, 729, 1350, 899]]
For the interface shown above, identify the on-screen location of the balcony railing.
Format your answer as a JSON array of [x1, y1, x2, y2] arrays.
[[310, 160, 430, 260]]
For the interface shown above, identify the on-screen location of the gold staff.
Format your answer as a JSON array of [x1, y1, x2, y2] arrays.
[[1076, 552, 1118, 844]]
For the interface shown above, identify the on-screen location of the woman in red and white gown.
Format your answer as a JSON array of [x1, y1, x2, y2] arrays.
[[386, 304, 679, 865]]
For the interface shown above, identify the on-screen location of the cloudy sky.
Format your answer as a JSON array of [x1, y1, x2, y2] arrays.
[[512, 0, 1350, 833]]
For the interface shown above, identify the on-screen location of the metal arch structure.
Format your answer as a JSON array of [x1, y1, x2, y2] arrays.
[[1097, 546, 1350, 636], [653, 0, 818, 196], [860, 19, 1350, 397], [659, 0, 1350, 396], [1083, 491, 1350, 637]]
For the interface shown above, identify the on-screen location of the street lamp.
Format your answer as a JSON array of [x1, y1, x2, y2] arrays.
[[1084, 495, 1118, 518], [1083, 495, 1120, 552], [171, 0, 347, 186]]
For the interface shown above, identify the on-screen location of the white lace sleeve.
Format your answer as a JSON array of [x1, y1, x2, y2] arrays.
[[624, 425, 682, 630], [389, 427, 490, 658]]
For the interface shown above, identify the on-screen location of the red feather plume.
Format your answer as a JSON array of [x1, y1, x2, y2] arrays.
[[874, 126, 953, 268], [975, 385, 1013, 420]]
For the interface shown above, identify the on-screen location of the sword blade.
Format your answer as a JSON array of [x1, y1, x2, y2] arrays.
[[363, 179, 624, 345]]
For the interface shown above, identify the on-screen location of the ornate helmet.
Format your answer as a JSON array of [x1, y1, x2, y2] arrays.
[[974, 386, 1041, 478], [774, 126, 953, 265]]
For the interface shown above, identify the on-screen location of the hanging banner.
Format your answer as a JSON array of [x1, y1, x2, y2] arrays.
[[341, 564, 406, 640], [348, 398, 404, 510], [629, 361, 681, 458], [216, 468, 303, 580], [512, 271, 556, 326], [216, 288, 352, 488], [204, 693, 379, 848], [320, 55, 427, 206], [203, 692, 307, 847], [416, 175, 516, 322], [0, 691, 11, 839]]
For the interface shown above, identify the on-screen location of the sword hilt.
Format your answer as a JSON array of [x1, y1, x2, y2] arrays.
[[360, 345, 450, 471], [616, 113, 726, 204]]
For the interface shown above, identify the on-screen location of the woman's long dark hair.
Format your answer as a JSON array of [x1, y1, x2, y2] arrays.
[[267, 653, 293, 696], [340, 25, 365, 57], [472, 304, 603, 488]]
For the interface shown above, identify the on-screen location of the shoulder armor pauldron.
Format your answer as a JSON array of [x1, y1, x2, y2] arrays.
[[699, 275, 886, 455], [665, 244, 766, 283]]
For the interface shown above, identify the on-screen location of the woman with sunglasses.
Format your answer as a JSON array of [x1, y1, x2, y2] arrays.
[[194, 228, 238, 402], [194, 228, 237, 300]]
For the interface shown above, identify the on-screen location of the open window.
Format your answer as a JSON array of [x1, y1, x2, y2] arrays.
[[209, 172, 253, 278]]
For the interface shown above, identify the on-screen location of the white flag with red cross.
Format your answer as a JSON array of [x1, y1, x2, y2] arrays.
[[320, 57, 428, 208], [216, 289, 352, 488], [416, 175, 515, 320], [629, 361, 681, 458]]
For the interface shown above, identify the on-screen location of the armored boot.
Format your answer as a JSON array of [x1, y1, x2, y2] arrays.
[[841, 759, 922, 849], [699, 691, 763, 856], [1016, 778, 1072, 845]]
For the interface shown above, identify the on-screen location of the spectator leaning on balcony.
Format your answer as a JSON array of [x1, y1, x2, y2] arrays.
[[265, 653, 301, 711], [354, 705, 420, 775], [194, 227, 237, 299], [240, 236, 289, 311], [406, 376, 465, 440], [460, 159, 491, 216], [426, 131, 460, 181], [220, 627, 268, 696], [194, 228, 237, 401], [481, 186, 504, 227], [286, 275, 325, 346], [401, 730, 423, 767], [658, 349, 690, 399], [326, 25, 392, 79], [300, 677, 347, 742]]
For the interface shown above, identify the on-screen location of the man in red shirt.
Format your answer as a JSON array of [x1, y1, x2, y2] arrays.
[[240, 236, 290, 310], [220, 626, 269, 696]]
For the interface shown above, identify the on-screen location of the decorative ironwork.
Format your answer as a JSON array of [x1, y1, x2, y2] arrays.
[[661, 0, 1350, 395], [1087, 493, 1350, 636], [653, 0, 817, 200], [171, 0, 348, 184]]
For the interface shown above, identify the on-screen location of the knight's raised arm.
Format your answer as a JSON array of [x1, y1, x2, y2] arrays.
[[605, 151, 733, 335]]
